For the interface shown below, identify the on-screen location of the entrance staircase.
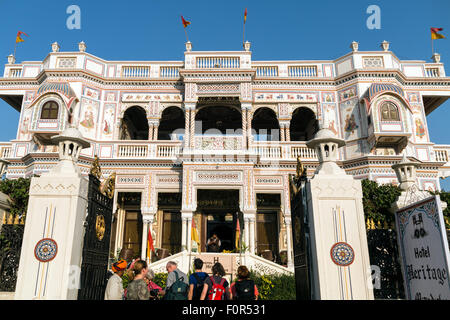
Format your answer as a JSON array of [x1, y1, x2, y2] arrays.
[[148, 250, 293, 278]]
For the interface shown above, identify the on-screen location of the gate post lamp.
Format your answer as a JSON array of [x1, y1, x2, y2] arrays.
[[50, 126, 90, 175]]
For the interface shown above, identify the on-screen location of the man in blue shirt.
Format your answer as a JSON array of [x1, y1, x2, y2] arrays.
[[188, 258, 209, 300]]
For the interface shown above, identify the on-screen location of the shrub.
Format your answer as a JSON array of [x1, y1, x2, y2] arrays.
[[153, 272, 168, 289], [246, 270, 296, 300]]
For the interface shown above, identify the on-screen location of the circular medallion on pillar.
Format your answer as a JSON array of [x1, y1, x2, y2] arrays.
[[34, 238, 58, 263], [330, 242, 354, 266]]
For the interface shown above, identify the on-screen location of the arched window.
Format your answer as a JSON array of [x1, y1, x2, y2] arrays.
[[380, 101, 400, 121], [40, 101, 59, 119]]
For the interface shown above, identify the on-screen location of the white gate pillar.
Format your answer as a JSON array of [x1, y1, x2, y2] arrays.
[[15, 127, 91, 300]]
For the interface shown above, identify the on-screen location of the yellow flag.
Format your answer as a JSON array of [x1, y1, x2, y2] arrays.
[[191, 218, 200, 244], [16, 31, 28, 43]]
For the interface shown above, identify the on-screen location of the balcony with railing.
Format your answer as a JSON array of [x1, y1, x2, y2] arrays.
[[288, 65, 318, 77], [255, 66, 279, 77], [0, 143, 12, 158], [425, 67, 440, 77], [121, 65, 151, 78], [195, 56, 240, 69], [160, 66, 180, 78]]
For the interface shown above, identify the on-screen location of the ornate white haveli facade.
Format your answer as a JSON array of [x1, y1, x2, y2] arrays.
[[1, 40, 450, 274]]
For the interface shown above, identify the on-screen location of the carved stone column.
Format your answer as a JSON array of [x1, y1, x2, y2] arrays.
[[247, 109, 253, 148], [153, 122, 159, 141], [148, 122, 154, 141], [181, 210, 194, 252], [284, 216, 294, 269], [249, 216, 256, 254], [189, 108, 196, 148], [242, 107, 248, 150], [184, 109, 191, 148], [280, 124, 286, 142]]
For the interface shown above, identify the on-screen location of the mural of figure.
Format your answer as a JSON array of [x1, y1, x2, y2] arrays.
[[80, 108, 95, 129], [415, 118, 425, 139], [20, 117, 29, 135], [102, 106, 115, 136], [344, 113, 359, 134]]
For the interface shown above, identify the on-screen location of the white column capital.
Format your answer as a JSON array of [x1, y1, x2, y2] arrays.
[[241, 103, 252, 110], [181, 210, 193, 220], [142, 215, 154, 224], [183, 103, 196, 111]]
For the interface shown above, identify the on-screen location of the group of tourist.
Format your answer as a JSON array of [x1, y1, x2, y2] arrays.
[[104, 257, 259, 300]]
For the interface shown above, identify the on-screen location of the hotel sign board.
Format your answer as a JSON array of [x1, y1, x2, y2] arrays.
[[395, 196, 450, 300]]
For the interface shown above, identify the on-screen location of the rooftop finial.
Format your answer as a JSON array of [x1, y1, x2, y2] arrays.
[[185, 41, 192, 52]]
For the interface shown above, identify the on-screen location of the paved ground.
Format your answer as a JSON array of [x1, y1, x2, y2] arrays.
[[0, 292, 14, 300]]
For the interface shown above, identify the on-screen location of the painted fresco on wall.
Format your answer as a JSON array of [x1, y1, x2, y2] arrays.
[[105, 91, 118, 102], [83, 86, 101, 100], [321, 92, 336, 103], [340, 99, 361, 140], [102, 103, 116, 139], [339, 86, 357, 101], [19, 107, 32, 140], [78, 97, 99, 139], [322, 104, 339, 136], [414, 118, 426, 140]]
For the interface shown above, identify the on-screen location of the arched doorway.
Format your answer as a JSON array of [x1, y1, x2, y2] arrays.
[[195, 105, 242, 134], [290, 107, 318, 141], [158, 106, 185, 140], [119, 106, 149, 140], [252, 107, 280, 141]]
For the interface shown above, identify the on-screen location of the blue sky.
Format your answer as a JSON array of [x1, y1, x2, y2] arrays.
[[0, 0, 449, 189]]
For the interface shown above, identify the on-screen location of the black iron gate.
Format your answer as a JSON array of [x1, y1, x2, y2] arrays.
[[0, 224, 24, 291], [78, 174, 113, 300], [290, 171, 313, 300]]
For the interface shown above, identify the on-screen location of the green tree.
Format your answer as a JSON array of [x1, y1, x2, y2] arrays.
[[361, 179, 401, 225], [0, 178, 31, 219]]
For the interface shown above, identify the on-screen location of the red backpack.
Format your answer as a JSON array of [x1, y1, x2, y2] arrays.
[[207, 276, 226, 300]]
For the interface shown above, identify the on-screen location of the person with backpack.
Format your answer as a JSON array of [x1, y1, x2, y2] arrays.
[[126, 259, 150, 300], [188, 258, 208, 300], [230, 265, 259, 300], [200, 262, 231, 300], [163, 261, 189, 300]]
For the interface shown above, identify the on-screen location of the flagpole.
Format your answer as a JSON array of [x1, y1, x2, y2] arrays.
[[184, 28, 189, 42], [13, 41, 17, 59], [242, 22, 246, 48]]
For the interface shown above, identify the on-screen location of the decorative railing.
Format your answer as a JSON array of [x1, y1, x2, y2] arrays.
[[121, 65, 151, 78], [196, 56, 240, 69], [254, 145, 282, 159], [256, 66, 278, 77], [0, 145, 11, 158], [156, 144, 182, 158], [288, 65, 318, 77], [114, 141, 183, 159], [117, 144, 149, 158], [160, 66, 180, 78], [8, 68, 23, 78], [290, 144, 317, 159], [434, 145, 450, 163], [425, 67, 440, 77]]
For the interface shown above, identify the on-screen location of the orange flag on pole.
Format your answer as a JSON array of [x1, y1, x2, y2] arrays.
[[147, 226, 155, 261], [16, 31, 28, 43], [431, 27, 445, 40], [244, 8, 247, 24], [235, 218, 241, 249], [181, 15, 190, 28]]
